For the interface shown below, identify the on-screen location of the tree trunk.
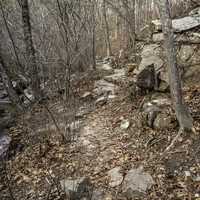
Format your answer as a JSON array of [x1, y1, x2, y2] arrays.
[[157, 0, 193, 131], [91, 2, 96, 70], [103, 0, 112, 57], [21, 0, 40, 100]]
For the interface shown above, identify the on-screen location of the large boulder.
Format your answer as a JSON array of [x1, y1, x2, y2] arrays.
[[136, 44, 168, 89], [153, 32, 200, 44], [152, 15, 200, 33], [136, 64, 156, 92]]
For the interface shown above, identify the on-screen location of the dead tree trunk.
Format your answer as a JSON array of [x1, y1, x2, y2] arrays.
[[157, 0, 193, 132], [21, 0, 40, 100]]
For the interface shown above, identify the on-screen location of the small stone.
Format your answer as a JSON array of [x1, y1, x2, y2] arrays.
[[184, 171, 191, 177], [81, 92, 92, 98], [120, 119, 130, 130]]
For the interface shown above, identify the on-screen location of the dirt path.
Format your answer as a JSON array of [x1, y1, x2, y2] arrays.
[[1, 64, 200, 200]]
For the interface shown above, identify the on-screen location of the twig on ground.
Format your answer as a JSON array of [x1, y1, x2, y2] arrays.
[[164, 128, 183, 153]]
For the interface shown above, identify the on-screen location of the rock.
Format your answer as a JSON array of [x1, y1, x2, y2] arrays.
[[137, 44, 165, 86], [189, 7, 200, 16], [152, 15, 200, 33], [184, 64, 200, 85], [179, 45, 194, 63], [151, 19, 162, 32], [136, 64, 157, 92], [81, 92, 93, 99], [0, 90, 8, 99], [140, 44, 161, 58], [103, 56, 118, 67], [0, 130, 11, 160], [152, 33, 164, 42], [60, 177, 93, 200], [165, 158, 184, 178], [126, 63, 138, 75], [76, 106, 92, 118], [158, 80, 170, 92], [120, 119, 130, 130], [122, 166, 154, 198], [95, 94, 116, 106], [98, 63, 113, 71], [93, 80, 117, 96], [153, 32, 200, 44], [24, 88, 34, 104], [153, 113, 173, 130], [143, 104, 161, 128], [139, 54, 163, 72], [142, 96, 172, 128], [137, 24, 153, 41], [95, 96, 108, 106], [91, 189, 105, 200], [107, 167, 123, 187], [150, 94, 171, 106], [104, 69, 126, 82]]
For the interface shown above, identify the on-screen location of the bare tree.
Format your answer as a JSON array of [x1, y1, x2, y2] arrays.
[[102, 0, 112, 57], [21, 0, 40, 100], [157, 0, 194, 150]]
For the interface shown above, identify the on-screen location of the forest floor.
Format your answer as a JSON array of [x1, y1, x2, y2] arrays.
[[1, 64, 200, 200]]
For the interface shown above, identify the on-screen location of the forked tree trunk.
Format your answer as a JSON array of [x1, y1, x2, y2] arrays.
[[21, 0, 40, 100], [157, 0, 193, 131]]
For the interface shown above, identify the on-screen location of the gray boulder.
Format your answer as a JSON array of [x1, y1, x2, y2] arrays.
[[91, 189, 105, 200], [122, 166, 154, 198], [184, 64, 200, 85], [142, 96, 173, 129], [152, 15, 200, 33], [93, 80, 117, 96], [136, 44, 169, 89], [0, 130, 11, 160], [107, 167, 123, 187], [104, 69, 126, 83], [60, 177, 93, 200], [153, 113, 173, 130], [178, 45, 194, 63]]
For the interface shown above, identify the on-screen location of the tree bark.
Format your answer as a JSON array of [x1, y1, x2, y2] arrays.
[[157, 0, 193, 131], [91, 1, 96, 70], [21, 0, 40, 100], [102, 0, 112, 57]]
